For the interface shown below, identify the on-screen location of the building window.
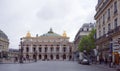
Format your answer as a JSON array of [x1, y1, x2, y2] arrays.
[[56, 55, 59, 59], [56, 47, 59, 52], [99, 31, 101, 37], [108, 23, 111, 31], [51, 47, 53, 52], [33, 47, 36, 52], [108, 9, 110, 20], [39, 55, 41, 59], [103, 14, 105, 25], [114, 18, 117, 28], [114, 1, 117, 14], [63, 47, 66, 52], [81, 28, 83, 31], [103, 27, 105, 35], [39, 47, 41, 52], [87, 28, 89, 31], [26, 47, 29, 52], [45, 47, 47, 52], [33, 45, 36, 52], [69, 47, 72, 53]]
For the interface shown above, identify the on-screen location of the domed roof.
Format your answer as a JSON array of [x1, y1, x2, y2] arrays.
[[41, 28, 61, 37], [0, 29, 8, 40], [25, 31, 31, 38]]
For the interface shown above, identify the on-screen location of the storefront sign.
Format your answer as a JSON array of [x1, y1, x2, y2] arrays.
[[113, 41, 120, 52]]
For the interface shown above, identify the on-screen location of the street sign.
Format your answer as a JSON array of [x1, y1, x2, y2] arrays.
[[113, 40, 120, 52], [118, 38, 120, 44]]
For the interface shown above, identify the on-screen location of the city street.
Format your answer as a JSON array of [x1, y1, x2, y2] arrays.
[[0, 61, 116, 71]]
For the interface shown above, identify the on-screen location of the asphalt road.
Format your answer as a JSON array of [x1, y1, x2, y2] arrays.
[[0, 61, 116, 71]]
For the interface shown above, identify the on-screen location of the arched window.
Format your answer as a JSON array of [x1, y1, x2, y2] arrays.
[[33, 47, 36, 52], [56, 55, 59, 59], [51, 47, 53, 52], [69, 47, 72, 53], [26, 54, 29, 59], [33, 45, 36, 52], [56, 47, 59, 52], [50, 55, 53, 60], [44, 55, 47, 60], [63, 54, 66, 60], [39, 47, 41, 52], [45, 47, 47, 52], [39, 55, 41, 59], [63, 47, 66, 52], [26, 47, 29, 52], [69, 55, 72, 60]]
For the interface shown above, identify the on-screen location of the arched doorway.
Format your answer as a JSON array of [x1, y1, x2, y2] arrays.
[[44, 55, 47, 60], [63, 54, 66, 60], [39, 55, 41, 60], [56, 55, 59, 60], [26, 54, 29, 60], [50, 55, 53, 60], [33, 54, 36, 60], [69, 55, 72, 60]]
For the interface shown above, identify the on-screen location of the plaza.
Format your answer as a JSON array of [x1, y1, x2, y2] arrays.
[[0, 61, 116, 71]]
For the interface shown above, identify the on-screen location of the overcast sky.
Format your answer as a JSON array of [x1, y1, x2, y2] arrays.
[[0, 0, 97, 49]]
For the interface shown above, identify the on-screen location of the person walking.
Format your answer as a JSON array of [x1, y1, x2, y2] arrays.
[[108, 54, 112, 68]]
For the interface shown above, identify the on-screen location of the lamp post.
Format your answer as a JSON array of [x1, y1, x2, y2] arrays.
[[19, 38, 23, 63], [109, 38, 114, 67], [0, 45, 2, 62]]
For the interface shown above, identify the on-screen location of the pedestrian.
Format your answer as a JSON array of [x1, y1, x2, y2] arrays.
[[14, 57, 18, 63], [108, 54, 112, 68], [105, 58, 108, 65], [23, 57, 26, 62], [99, 54, 103, 64]]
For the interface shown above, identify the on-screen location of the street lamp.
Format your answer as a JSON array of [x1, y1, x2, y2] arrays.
[[19, 38, 23, 63], [109, 38, 114, 67], [0, 45, 2, 60]]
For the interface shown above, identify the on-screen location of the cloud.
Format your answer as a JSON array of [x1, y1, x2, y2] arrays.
[[0, 0, 97, 49]]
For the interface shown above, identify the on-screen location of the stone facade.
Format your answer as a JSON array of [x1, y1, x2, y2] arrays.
[[0, 29, 9, 58], [20, 29, 74, 61], [95, 0, 120, 64]]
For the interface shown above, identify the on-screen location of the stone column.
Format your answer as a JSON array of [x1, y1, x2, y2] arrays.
[[60, 45, 62, 53], [48, 46, 50, 53], [23, 46, 26, 53], [42, 46, 44, 53], [42, 54, 44, 60], [53, 54, 56, 60], [30, 44, 33, 53], [54, 46, 56, 53], [60, 54, 62, 61]]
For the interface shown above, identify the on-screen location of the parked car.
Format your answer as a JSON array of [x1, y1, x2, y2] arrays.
[[78, 59, 90, 65]]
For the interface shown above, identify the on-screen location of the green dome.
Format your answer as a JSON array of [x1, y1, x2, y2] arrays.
[[41, 28, 61, 37], [0, 29, 8, 40]]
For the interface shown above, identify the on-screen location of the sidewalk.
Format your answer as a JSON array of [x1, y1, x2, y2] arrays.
[[0, 60, 36, 64], [91, 63, 120, 71]]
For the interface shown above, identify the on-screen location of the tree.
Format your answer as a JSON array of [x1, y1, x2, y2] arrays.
[[78, 29, 96, 52], [88, 29, 96, 50]]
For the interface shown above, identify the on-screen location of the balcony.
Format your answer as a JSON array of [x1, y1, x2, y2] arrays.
[[114, 26, 120, 32], [107, 29, 114, 36], [96, 26, 120, 44]]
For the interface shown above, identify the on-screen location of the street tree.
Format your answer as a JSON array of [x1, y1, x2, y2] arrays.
[[78, 29, 96, 52]]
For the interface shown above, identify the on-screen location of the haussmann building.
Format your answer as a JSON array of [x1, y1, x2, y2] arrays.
[[95, 0, 120, 65], [0, 29, 9, 59]]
